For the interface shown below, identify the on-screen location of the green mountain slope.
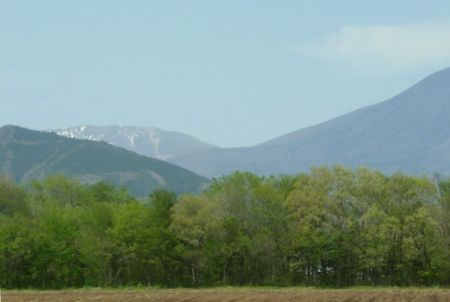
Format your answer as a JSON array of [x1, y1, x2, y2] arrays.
[[0, 125, 208, 196]]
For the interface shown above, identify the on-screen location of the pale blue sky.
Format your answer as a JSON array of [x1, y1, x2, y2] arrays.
[[2, 0, 450, 147]]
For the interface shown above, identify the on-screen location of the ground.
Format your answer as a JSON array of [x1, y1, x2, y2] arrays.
[[3, 288, 450, 302]]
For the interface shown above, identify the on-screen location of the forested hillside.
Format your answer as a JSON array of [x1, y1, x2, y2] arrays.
[[0, 125, 208, 196], [1, 167, 449, 288]]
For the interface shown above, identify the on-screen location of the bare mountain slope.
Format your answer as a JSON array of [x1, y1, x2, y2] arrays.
[[170, 68, 450, 178], [54, 125, 216, 160]]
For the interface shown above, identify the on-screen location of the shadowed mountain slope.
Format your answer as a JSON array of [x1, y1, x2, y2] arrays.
[[0, 126, 208, 196]]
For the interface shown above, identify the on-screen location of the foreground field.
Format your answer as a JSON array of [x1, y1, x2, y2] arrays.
[[3, 288, 450, 302]]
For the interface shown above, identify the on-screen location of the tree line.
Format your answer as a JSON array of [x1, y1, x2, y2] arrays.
[[1, 166, 450, 288]]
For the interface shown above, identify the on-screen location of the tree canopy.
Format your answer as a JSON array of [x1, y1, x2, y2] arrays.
[[1, 167, 449, 288]]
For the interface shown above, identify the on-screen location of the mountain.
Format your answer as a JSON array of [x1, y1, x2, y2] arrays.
[[53, 125, 216, 160], [170, 67, 450, 178], [0, 126, 208, 196]]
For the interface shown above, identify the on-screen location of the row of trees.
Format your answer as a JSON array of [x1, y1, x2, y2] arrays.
[[1, 167, 450, 288]]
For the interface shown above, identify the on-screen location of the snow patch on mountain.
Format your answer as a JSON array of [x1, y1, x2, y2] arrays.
[[53, 125, 217, 161]]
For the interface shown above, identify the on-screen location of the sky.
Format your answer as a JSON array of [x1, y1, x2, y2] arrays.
[[2, 1, 450, 147]]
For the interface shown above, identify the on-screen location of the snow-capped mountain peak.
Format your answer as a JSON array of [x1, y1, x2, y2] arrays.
[[53, 125, 216, 160]]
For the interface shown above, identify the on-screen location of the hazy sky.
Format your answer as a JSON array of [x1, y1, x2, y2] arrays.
[[2, 1, 450, 147]]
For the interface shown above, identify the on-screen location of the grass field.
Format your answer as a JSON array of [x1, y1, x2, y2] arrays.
[[3, 287, 450, 302]]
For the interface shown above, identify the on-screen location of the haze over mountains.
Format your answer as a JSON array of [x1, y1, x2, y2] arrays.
[[169, 67, 450, 178], [4, 67, 450, 185], [0, 126, 208, 196], [54, 125, 216, 160]]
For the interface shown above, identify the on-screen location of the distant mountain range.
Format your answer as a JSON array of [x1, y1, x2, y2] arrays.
[[4, 67, 450, 184], [0, 126, 208, 196], [53, 125, 217, 160], [169, 67, 450, 178]]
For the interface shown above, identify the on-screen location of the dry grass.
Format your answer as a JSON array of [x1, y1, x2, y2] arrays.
[[3, 287, 450, 302]]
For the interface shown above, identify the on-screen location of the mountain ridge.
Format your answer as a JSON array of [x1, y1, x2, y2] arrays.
[[53, 125, 217, 160], [0, 125, 209, 196], [169, 67, 450, 178]]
